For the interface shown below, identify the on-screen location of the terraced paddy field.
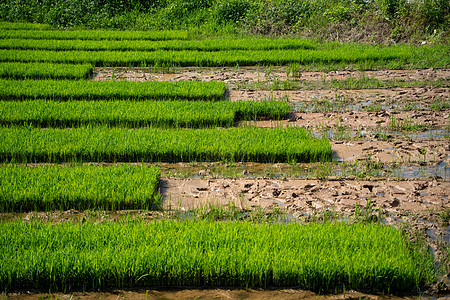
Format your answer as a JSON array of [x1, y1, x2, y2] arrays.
[[0, 23, 449, 299]]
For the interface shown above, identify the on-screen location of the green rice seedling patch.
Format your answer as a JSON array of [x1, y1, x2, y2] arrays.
[[0, 38, 317, 51], [0, 22, 51, 30], [0, 47, 412, 67], [0, 127, 331, 163], [0, 62, 93, 80], [0, 79, 225, 101], [0, 100, 290, 128], [0, 221, 435, 293], [0, 29, 188, 40], [0, 165, 161, 212]]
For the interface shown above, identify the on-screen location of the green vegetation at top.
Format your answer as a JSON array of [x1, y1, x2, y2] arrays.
[[0, 79, 225, 101], [0, 100, 291, 128], [0, 220, 434, 293], [0, 0, 448, 44], [0, 62, 93, 80], [0, 29, 189, 40], [0, 37, 317, 51], [0, 165, 161, 212], [0, 126, 331, 163]]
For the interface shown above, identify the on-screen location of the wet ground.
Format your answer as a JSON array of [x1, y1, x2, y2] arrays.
[[3, 289, 449, 300], [93, 67, 450, 86]]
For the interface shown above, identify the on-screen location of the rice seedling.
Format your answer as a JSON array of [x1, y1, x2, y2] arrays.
[[0, 100, 290, 128], [0, 62, 93, 79], [0, 79, 225, 101], [0, 38, 317, 51], [0, 22, 51, 30], [0, 220, 435, 293], [0, 29, 188, 40], [0, 164, 161, 212], [0, 126, 332, 163], [0, 46, 412, 67]]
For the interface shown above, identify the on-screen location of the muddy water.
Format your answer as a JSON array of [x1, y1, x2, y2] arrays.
[[4, 289, 443, 300]]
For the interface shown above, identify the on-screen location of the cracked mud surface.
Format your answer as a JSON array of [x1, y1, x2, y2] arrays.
[[231, 87, 450, 107], [93, 67, 450, 86]]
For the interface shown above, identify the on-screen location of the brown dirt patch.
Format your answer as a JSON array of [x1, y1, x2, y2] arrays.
[[93, 67, 450, 85], [161, 178, 449, 213], [231, 87, 450, 105], [246, 110, 449, 132]]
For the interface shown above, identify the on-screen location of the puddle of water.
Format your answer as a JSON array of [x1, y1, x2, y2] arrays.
[[313, 129, 447, 140], [376, 192, 385, 197], [386, 163, 449, 181], [420, 192, 430, 197], [444, 226, 450, 244], [426, 228, 439, 242]]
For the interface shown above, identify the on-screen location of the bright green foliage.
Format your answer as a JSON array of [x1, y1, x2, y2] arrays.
[[0, 79, 225, 101], [0, 62, 93, 79], [0, 29, 188, 40], [0, 127, 331, 163], [0, 165, 161, 211], [0, 221, 435, 293], [0, 47, 412, 67], [0, 38, 317, 51], [0, 22, 51, 30], [0, 100, 290, 128]]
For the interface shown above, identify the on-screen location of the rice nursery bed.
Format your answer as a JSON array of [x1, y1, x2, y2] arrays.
[[0, 100, 290, 128], [0, 62, 93, 80], [0, 165, 161, 211], [0, 38, 317, 51], [0, 127, 331, 163], [0, 79, 225, 101], [0, 29, 189, 40], [0, 46, 447, 68], [0, 221, 435, 294]]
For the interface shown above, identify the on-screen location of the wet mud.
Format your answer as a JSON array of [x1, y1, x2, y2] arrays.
[[93, 67, 450, 86], [3, 289, 442, 300], [245, 110, 449, 131], [231, 88, 450, 109]]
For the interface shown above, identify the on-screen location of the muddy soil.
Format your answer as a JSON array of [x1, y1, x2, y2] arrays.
[[93, 67, 450, 85], [332, 140, 449, 163], [3, 289, 445, 300], [246, 110, 449, 131], [231, 87, 450, 105], [161, 178, 449, 212]]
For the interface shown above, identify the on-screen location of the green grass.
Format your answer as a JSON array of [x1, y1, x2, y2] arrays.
[[0, 38, 317, 51], [0, 126, 331, 163], [0, 100, 291, 128], [0, 29, 189, 40], [0, 79, 225, 101], [0, 165, 161, 212], [0, 220, 435, 293], [0, 62, 93, 79]]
